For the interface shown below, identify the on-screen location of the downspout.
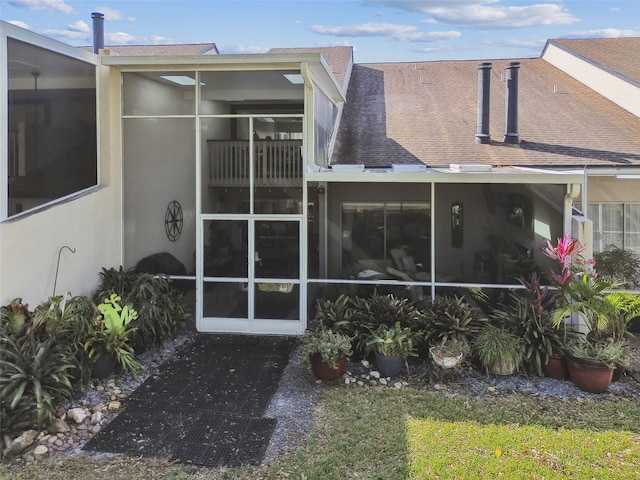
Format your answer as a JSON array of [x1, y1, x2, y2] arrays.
[[564, 183, 581, 235]]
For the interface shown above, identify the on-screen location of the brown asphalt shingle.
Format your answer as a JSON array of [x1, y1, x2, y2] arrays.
[[82, 43, 218, 55], [333, 58, 640, 168], [551, 38, 640, 83], [268, 46, 353, 92]]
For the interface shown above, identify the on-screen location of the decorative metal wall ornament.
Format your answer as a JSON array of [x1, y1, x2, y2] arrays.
[[165, 200, 183, 242], [451, 201, 463, 248]]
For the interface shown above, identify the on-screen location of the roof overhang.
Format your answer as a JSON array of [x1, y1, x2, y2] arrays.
[[100, 52, 345, 102], [307, 166, 585, 185]]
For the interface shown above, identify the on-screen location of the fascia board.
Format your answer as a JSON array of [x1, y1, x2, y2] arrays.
[[306, 170, 584, 184], [1, 20, 98, 65]]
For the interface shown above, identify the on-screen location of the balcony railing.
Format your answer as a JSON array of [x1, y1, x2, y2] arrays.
[[208, 139, 303, 187]]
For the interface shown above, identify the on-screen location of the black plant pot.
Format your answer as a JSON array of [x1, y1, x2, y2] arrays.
[[92, 352, 117, 378], [375, 353, 404, 377]]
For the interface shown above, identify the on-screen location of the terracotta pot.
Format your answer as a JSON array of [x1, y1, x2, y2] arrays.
[[310, 354, 347, 381], [375, 352, 404, 377], [565, 353, 614, 393], [543, 355, 568, 380]]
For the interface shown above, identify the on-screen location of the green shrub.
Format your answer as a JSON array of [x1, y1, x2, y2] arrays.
[[350, 292, 424, 355], [594, 246, 640, 288], [0, 334, 75, 437], [95, 267, 191, 349], [419, 294, 487, 358], [31, 295, 97, 387]]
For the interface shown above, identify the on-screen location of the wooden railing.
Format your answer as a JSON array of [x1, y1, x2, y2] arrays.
[[208, 139, 303, 187]]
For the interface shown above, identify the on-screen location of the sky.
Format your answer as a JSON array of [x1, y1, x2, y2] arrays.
[[1, 0, 639, 63]]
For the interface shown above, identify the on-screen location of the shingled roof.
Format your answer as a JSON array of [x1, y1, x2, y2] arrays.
[[550, 37, 640, 83], [267, 46, 353, 92], [83, 43, 218, 55], [333, 57, 640, 169]]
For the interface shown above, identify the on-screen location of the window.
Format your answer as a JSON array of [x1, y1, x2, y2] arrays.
[[588, 203, 640, 254], [341, 202, 430, 270], [6, 38, 97, 218]]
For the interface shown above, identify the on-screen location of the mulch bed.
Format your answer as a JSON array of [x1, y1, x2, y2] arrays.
[[83, 334, 295, 467]]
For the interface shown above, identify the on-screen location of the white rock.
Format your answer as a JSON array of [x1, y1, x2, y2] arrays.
[[394, 382, 403, 389], [47, 417, 70, 434], [33, 445, 48, 456], [107, 401, 121, 411], [361, 360, 370, 368], [380, 378, 388, 386], [67, 407, 87, 424], [5, 430, 38, 457], [91, 412, 103, 425], [370, 370, 381, 379], [344, 378, 351, 385]]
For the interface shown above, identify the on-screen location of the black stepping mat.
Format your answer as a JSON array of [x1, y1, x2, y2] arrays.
[[84, 334, 295, 467]]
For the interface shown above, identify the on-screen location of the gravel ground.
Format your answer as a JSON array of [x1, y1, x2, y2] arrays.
[[7, 331, 640, 466]]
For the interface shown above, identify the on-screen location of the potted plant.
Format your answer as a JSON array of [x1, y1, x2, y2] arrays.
[[429, 338, 468, 369], [473, 324, 524, 375], [301, 326, 352, 381], [542, 234, 639, 385], [491, 274, 571, 378], [351, 292, 424, 357], [419, 294, 486, 360], [84, 293, 143, 379], [366, 321, 420, 377], [563, 338, 629, 393]]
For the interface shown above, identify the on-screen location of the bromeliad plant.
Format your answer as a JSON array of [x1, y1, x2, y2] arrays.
[[85, 293, 143, 378], [366, 321, 420, 359], [542, 233, 640, 342]]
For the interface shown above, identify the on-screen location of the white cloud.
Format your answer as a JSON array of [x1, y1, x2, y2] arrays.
[[104, 32, 137, 44], [42, 19, 91, 40], [9, 0, 74, 14], [96, 7, 136, 22], [311, 22, 460, 42], [365, 1, 579, 29], [7, 20, 30, 29], [566, 28, 640, 38], [610, 7, 620, 12], [42, 28, 87, 40], [68, 20, 89, 33]]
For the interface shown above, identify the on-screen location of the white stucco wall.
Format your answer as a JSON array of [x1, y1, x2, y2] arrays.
[[0, 64, 122, 306]]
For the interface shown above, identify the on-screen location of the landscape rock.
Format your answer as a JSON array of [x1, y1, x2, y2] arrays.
[[33, 445, 48, 456], [4, 430, 38, 457], [67, 407, 87, 424], [47, 417, 70, 434]]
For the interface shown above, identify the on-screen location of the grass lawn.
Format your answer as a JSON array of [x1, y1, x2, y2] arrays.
[[2, 388, 640, 479]]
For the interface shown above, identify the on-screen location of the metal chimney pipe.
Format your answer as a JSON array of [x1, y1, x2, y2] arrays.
[[475, 62, 492, 144], [92, 12, 104, 54], [503, 61, 520, 144]]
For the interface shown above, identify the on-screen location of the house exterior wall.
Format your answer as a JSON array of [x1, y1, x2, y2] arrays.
[[0, 63, 122, 306], [587, 176, 640, 203], [543, 43, 640, 117]]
